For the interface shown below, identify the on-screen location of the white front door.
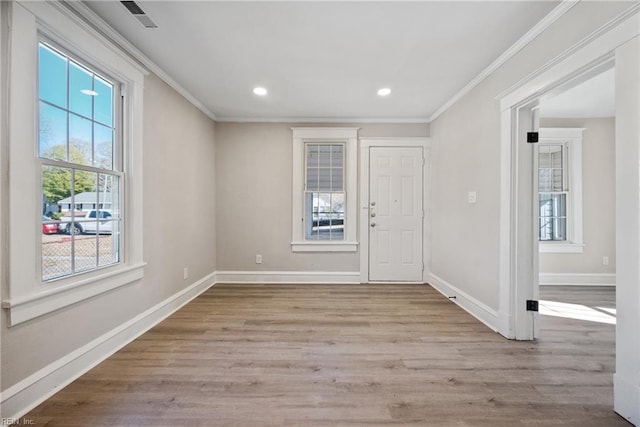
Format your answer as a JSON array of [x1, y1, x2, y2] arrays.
[[368, 147, 424, 281]]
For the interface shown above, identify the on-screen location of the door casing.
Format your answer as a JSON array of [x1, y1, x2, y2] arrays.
[[359, 138, 432, 284]]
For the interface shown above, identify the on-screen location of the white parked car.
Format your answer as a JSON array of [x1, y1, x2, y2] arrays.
[[58, 210, 114, 235]]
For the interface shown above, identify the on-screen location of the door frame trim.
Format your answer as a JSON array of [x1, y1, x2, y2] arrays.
[[497, 8, 639, 341], [359, 137, 432, 284]]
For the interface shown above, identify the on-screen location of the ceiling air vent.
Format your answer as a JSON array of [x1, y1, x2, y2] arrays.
[[121, 1, 158, 29]]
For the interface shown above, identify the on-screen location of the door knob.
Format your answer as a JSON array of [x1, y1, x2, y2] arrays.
[[370, 222, 376, 227]]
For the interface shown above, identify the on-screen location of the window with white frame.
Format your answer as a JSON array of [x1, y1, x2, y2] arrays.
[[538, 143, 567, 241], [4, 1, 145, 326], [38, 41, 122, 281], [538, 128, 584, 253], [292, 128, 358, 252], [305, 143, 345, 241]]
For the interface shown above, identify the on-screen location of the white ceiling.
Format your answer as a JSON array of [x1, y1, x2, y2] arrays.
[[539, 68, 616, 118], [84, 1, 560, 122]]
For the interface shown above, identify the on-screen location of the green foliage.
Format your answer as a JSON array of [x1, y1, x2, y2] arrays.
[[41, 144, 96, 204]]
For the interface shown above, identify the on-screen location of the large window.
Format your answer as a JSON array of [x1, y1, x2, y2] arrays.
[[4, 1, 144, 326], [537, 128, 584, 253], [39, 42, 122, 281], [292, 128, 358, 252]]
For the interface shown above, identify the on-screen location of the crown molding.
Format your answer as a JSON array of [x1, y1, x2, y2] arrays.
[[61, 1, 217, 122], [428, 0, 580, 123], [216, 116, 430, 124]]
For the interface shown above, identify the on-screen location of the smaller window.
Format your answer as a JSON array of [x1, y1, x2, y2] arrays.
[[538, 143, 567, 241], [537, 128, 585, 253], [291, 128, 358, 252], [305, 144, 345, 241]]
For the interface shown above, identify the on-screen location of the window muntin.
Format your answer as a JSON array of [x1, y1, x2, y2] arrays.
[[304, 143, 345, 240], [38, 41, 121, 282], [538, 143, 568, 241]]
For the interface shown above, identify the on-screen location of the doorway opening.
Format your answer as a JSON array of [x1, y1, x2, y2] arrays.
[[536, 67, 617, 336]]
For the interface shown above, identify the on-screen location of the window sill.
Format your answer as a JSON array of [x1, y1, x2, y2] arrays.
[[291, 241, 358, 252], [539, 242, 585, 254], [2, 262, 146, 326]]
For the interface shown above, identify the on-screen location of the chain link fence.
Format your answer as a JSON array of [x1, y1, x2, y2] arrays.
[[42, 231, 119, 281]]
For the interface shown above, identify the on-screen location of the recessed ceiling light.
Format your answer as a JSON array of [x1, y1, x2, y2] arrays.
[[377, 88, 391, 96], [81, 89, 99, 96], [253, 87, 268, 96]]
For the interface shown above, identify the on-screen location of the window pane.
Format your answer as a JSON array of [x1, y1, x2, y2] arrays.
[[42, 233, 72, 281], [94, 76, 113, 126], [98, 221, 120, 267], [42, 165, 72, 209], [318, 146, 332, 167], [551, 169, 563, 192], [73, 171, 98, 213], [539, 149, 551, 168], [331, 168, 344, 191], [69, 61, 93, 117], [317, 168, 331, 191], [306, 144, 345, 192], [74, 234, 98, 273], [94, 123, 114, 170], [550, 147, 563, 168], [331, 145, 344, 167], [39, 102, 67, 160], [538, 169, 552, 192], [69, 113, 92, 166], [539, 193, 567, 241], [305, 192, 345, 240], [39, 44, 67, 108], [306, 145, 319, 167], [97, 173, 118, 215]]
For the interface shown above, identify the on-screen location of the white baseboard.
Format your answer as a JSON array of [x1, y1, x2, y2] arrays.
[[428, 273, 503, 334], [215, 270, 361, 284], [614, 373, 640, 425], [0, 272, 216, 421], [539, 273, 616, 286]]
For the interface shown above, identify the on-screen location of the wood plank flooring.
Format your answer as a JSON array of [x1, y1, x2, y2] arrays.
[[23, 284, 627, 426]]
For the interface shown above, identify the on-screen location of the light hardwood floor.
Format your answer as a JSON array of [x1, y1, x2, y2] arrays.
[[24, 284, 628, 426]]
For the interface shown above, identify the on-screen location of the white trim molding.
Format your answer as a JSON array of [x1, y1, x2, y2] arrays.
[[359, 137, 432, 284], [614, 374, 640, 426], [539, 273, 616, 286], [429, 0, 580, 122], [4, 1, 145, 326], [215, 270, 360, 285], [219, 117, 430, 124], [0, 272, 216, 421], [429, 273, 506, 334], [498, 7, 640, 341], [2, 263, 146, 325], [62, 1, 216, 121]]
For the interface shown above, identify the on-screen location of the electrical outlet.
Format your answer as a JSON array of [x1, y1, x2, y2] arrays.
[[602, 256, 609, 266], [183, 267, 189, 280], [256, 254, 262, 264], [468, 191, 477, 204]]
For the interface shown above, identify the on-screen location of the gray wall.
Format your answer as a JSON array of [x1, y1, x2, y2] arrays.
[[429, 1, 630, 310], [539, 117, 616, 276], [214, 122, 429, 272], [0, 74, 217, 390]]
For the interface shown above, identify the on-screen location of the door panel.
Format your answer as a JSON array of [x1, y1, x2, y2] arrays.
[[369, 147, 423, 281]]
